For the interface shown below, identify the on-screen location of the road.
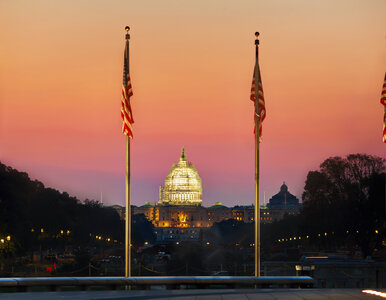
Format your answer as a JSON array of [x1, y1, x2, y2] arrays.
[[0, 289, 384, 299]]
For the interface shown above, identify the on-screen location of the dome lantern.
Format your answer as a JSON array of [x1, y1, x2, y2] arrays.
[[180, 147, 186, 161]]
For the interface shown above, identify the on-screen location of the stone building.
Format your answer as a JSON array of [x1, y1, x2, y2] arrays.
[[266, 182, 301, 221], [158, 147, 202, 206], [117, 148, 301, 241]]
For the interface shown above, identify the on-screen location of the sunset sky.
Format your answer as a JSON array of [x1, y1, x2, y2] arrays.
[[1, 0, 385, 207]]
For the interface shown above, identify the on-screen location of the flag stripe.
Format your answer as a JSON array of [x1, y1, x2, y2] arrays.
[[250, 66, 266, 140], [381, 76, 386, 106], [121, 37, 134, 138]]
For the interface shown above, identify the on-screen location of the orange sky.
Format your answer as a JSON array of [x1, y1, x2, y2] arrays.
[[0, 0, 385, 206]]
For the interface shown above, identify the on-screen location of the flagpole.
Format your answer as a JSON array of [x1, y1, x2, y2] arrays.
[[254, 32, 261, 278], [125, 136, 131, 277], [124, 27, 132, 279]]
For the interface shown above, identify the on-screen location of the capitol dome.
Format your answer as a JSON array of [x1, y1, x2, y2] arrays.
[[158, 148, 202, 206]]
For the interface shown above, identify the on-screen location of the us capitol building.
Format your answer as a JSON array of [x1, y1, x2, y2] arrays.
[[121, 148, 301, 242]]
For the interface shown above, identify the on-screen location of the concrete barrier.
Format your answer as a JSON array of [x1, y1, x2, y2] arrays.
[[0, 276, 314, 292]]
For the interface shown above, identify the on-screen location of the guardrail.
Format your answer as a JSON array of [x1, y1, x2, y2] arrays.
[[0, 276, 314, 292]]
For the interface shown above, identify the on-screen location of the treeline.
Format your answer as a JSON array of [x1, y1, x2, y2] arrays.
[[0, 162, 126, 255], [0, 153, 384, 260], [206, 154, 385, 258]]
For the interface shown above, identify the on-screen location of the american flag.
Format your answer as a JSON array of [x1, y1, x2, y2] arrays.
[[381, 72, 386, 143], [121, 36, 134, 138], [250, 64, 266, 140]]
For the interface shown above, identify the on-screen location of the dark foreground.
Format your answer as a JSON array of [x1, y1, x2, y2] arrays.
[[0, 289, 384, 300]]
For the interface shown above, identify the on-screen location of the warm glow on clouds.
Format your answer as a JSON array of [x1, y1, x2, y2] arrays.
[[0, 0, 385, 206]]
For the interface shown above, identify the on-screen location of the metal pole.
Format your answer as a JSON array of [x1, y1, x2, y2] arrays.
[[125, 136, 131, 277], [123, 26, 132, 279], [255, 116, 260, 277], [254, 32, 261, 278]]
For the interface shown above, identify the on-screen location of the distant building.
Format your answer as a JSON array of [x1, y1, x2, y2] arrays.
[[266, 182, 301, 221], [111, 149, 300, 242], [232, 205, 273, 223], [110, 205, 125, 220], [158, 147, 202, 206]]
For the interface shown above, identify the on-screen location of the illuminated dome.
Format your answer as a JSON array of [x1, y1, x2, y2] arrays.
[[158, 148, 202, 206]]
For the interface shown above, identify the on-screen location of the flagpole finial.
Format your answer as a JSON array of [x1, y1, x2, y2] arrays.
[[255, 32, 260, 45], [125, 26, 130, 40]]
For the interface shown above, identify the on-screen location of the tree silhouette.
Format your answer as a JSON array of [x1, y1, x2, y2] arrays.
[[301, 154, 385, 257]]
